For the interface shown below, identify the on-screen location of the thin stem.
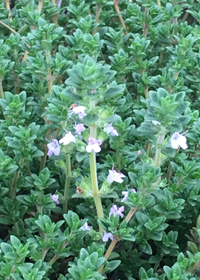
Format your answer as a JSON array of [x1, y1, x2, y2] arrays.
[[0, 80, 3, 98], [157, 0, 161, 7], [50, 254, 59, 266], [53, 129, 60, 139], [41, 248, 49, 260], [36, 205, 43, 215], [173, 0, 177, 35], [116, 151, 122, 170], [182, 11, 188, 22], [113, 0, 127, 32], [166, 162, 173, 181], [188, 259, 200, 273], [8, 266, 16, 280], [148, 143, 152, 157], [92, 4, 102, 35], [99, 208, 137, 274], [5, 0, 12, 22], [40, 128, 51, 171], [98, 236, 119, 273], [49, 241, 68, 266], [154, 126, 166, 168], [144, 87, 149, 98], [89, 125, 104, 232], [38, 0, 45, 13], [174, 71, 179, 80], [143, 8, 149, 38], [63, 145, 71, 213], [174, 18, 178, 35], [23, 0, 44, 63], [125, 207, 137, 223], [90, 151, 104, 229], [159, 49, 164, 64], [51, 0, 59, 27], [198, 45, 200, 93], [11, 158, 24, 199], [23, 0, 44, 62], [46, 50, 53, 96]]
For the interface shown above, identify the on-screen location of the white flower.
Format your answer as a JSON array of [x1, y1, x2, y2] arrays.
[[59, 131, 76, 145], [72, 106, 86, 119], [102, 231, 113, 242], [107, 169, 126, 184], [121, 189, 136, 202], [51, 194, 59, 205], [86, 137, 102, 153], [104, 123, 119, 136], [80, 222, 91, 231], [170, 132, 188, 150], [152, 120, 161, 126]]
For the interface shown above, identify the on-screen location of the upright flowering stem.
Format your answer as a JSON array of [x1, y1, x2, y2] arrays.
[[154, 126, 166, 168], [89, 123, 104, 231], [63, 145, 71, 213]]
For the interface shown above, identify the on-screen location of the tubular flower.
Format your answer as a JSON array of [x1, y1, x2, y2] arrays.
[[74, 123, 86, 135], [107, 169, 126, 184], [47, 139, 60, 156], [109, 205, 124, 218], [59, 131, 76, 145], [121, 189, 136, 202], [72, 106, 87, 119], [80, 222, 91, 231], [104, 123, 119, 136], [170, 132, 188, 150], [102, 231, 113, 242], [86, 137, 102, 153], [51, 194, 59, 205]]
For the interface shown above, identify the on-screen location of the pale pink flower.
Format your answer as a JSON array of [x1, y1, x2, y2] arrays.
[[104, 123, 118, 136], [91, 89, 96, 93], [59, 131, 76, 145], [170, 132, 188, 150], [73, 88, 77, 93], [51, 194, 59, 205], [72, 106, 86, 119], [107, 169, 126, 184], [137, 150, 142, 155], [102, 231, 113, 242], [86, 137, 102, 153], [47, 139, 60, 156], [109, 205, 124, 218], [74, 123, 86, 135]]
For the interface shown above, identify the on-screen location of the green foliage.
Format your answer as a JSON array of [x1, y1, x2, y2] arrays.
[[1, 0, 200, 279]]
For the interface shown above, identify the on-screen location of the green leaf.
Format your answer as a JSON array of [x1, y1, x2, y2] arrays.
[[83, 113, 99, 125]]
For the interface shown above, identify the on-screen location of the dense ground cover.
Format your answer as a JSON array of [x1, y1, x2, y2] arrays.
[[1, 0, 200, 279]]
